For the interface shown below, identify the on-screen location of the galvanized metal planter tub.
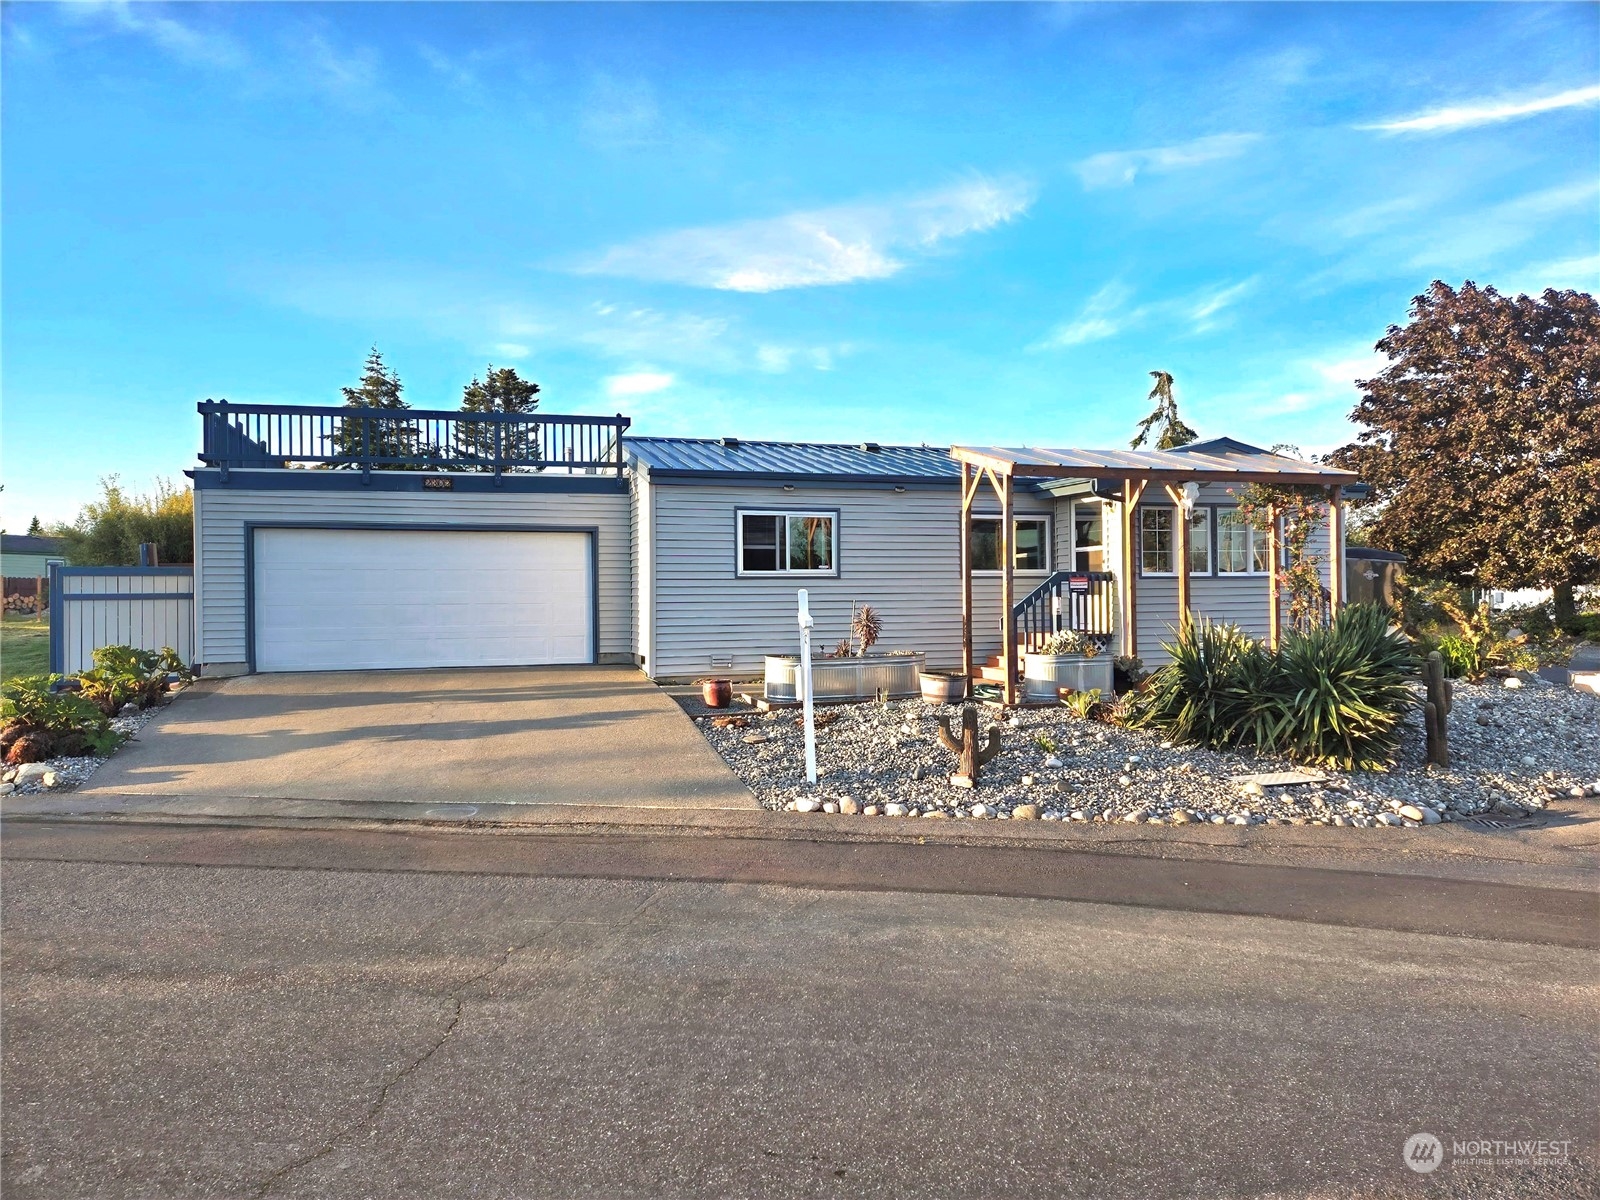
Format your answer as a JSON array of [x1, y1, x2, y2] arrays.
[[1022, 653, 1114, 703], [764, 652, 927, 702]]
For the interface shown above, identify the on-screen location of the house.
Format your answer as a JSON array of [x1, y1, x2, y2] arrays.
[[2, 534, 69, 580], [187, 401, 1357, 699]]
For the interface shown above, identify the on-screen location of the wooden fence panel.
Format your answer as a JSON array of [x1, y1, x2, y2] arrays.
[[48, 565, 195, 676]]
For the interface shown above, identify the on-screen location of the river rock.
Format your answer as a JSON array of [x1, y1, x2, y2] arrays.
[[1012, 804, 1040, 820]]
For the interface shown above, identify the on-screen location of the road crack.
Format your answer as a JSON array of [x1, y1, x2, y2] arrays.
[[248, 924, 565, 1198]]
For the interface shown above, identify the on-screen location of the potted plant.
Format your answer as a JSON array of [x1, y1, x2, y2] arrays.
[[919, 669, 967, 705], [1022, 629, 1114, 702], [1112, 654, 1147, 695]]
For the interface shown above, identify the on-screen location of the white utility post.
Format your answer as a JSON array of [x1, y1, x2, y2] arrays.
[[797, 589, 817, 786]]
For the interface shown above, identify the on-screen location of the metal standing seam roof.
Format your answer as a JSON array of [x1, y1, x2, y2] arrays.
[[952, 437, 1358, 482], [625, 436, 965, 479]]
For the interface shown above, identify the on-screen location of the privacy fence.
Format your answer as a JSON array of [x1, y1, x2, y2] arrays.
[[48, 564, 195, 676]]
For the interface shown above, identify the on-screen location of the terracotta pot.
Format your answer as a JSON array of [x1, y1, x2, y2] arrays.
[[701, 679, 732, 708]]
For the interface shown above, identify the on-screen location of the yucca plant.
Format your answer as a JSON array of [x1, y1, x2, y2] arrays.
[[1275, 604, 1417, 770], [1125, 618, 1276, 749], [1126, 605, 1417, 770]]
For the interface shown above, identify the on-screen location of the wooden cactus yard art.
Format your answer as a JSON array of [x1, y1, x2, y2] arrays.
[[938, 702, 1001, 788], [1422, 650, 1452, 767]]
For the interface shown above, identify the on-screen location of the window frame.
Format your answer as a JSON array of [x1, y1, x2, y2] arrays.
[[1070, 500, 1108, 573], [734, 508, 841, 578], [1215, 506, 1276, 576], [1137, 504, 1218, 578], [970, 514, 1052, 575]]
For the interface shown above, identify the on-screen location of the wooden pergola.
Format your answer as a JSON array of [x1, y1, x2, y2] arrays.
[[952, 441, 1361, 705]]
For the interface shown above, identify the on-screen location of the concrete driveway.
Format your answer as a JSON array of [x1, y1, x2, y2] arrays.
[[75, 667, 753, 811]]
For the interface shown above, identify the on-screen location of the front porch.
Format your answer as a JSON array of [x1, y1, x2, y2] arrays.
[[953, 439, 1362, 705]]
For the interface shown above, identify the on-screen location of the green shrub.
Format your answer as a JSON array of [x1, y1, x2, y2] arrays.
[[1126, 604, 1417, 771], [1274, 605, 1418, 770], [1124, 620, 1284, 751], [1, 675, 121, 758], [76, 645, 184, 716], [1432, 633, 1478, 680], [1561, 613, 1600, 640], [1060, 688, 1105, 720]]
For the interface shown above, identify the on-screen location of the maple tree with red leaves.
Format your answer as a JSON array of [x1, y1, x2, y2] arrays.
[[1330, 280, 1599, 623]]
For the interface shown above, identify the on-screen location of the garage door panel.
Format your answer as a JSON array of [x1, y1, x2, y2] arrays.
[[254, 529, 592, 672]]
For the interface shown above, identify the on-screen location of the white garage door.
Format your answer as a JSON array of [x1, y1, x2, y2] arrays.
[[253, 528, 592, 672]]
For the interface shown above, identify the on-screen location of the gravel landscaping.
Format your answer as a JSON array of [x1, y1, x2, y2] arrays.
[[0, 696, 175, 797], [693, 676, 1600, 827]]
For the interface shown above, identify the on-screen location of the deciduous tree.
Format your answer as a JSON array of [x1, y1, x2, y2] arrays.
[[1329, 281, 1599, 622], [52, 478, 193, 566]]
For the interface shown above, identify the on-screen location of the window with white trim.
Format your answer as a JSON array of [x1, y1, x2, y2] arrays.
[[1217, 507, 1264, 574], [971, 517, 1049, 572], [1072, 502, 1105, 572], [737, 511, 836, 575], [1140, 506, 1212, 576], [1188, 507, 1212, 575], [1140, 507, 1173, 575]]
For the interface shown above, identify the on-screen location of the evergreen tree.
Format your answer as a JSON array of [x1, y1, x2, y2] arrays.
[[331, 347, 417, 465], [455, 365, 541, 467], [26, 516, 43, 536], [1130, 370, 1198, 450]]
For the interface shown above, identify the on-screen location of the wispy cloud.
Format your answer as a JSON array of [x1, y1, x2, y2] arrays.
[[1499, 253, 1600, 296], [605, 371, 675, 397], [1035, 282, 1135, 348], [66, 0, 242, 68], [578, 177, 1035, 292], [1034, 276, 1256, 349], [61, 2, 385, 106], [1360, 84, 1600, 134], [1074, 133, 1261, 190], [1188, 278, 1257, 331], [1406, 178, 1600, 268]]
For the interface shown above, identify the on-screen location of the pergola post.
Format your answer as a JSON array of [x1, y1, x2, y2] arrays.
[[1000, 468, 1017, 707], [960, 460, 974, 680], [1266, 505, 1281, 649], [1119, 478, 1147, 659], [1328, 489, 1345, 620], [1164, 483, 1192, 626]]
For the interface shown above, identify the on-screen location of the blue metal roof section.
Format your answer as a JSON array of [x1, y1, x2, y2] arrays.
[[626, 436, 966, 482]]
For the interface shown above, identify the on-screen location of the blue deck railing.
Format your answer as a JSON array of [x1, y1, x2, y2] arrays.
[[198, 401, 630, 479], [1013, 571, 1117, 650]]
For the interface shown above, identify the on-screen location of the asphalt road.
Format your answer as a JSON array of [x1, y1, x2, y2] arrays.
[[3, 824, 1597, 1199]]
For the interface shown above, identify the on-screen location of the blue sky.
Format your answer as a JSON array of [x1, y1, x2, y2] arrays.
[[3, 1, 1597, 528]]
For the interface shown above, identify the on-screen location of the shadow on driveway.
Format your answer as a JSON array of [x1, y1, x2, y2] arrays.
[[77, 666, 754, 809]]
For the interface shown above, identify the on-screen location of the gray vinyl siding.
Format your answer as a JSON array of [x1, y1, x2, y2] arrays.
[[194, 487, 633, 672], [646, 481, 1054, 680], [1134, 483, 1336, 664]]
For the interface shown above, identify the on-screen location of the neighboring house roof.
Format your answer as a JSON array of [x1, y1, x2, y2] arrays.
[[626, 437, 966, 483], [1, 534, 67, 557], [1346, 546, 1407, 562]]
